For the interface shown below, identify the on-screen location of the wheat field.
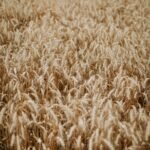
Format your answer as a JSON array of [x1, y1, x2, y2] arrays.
[[0, 0, 150, 149]]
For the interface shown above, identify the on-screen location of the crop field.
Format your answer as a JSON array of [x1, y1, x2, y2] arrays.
[[0, 0, 150, 149]]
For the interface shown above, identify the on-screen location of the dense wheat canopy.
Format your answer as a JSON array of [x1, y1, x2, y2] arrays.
[[0, 0, 150, 149]]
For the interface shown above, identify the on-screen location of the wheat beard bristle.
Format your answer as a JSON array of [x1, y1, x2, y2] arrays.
[[0, 0, 150, 149]]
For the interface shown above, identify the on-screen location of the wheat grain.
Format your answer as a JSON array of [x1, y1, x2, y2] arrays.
[[0, 0, 149, 149]]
